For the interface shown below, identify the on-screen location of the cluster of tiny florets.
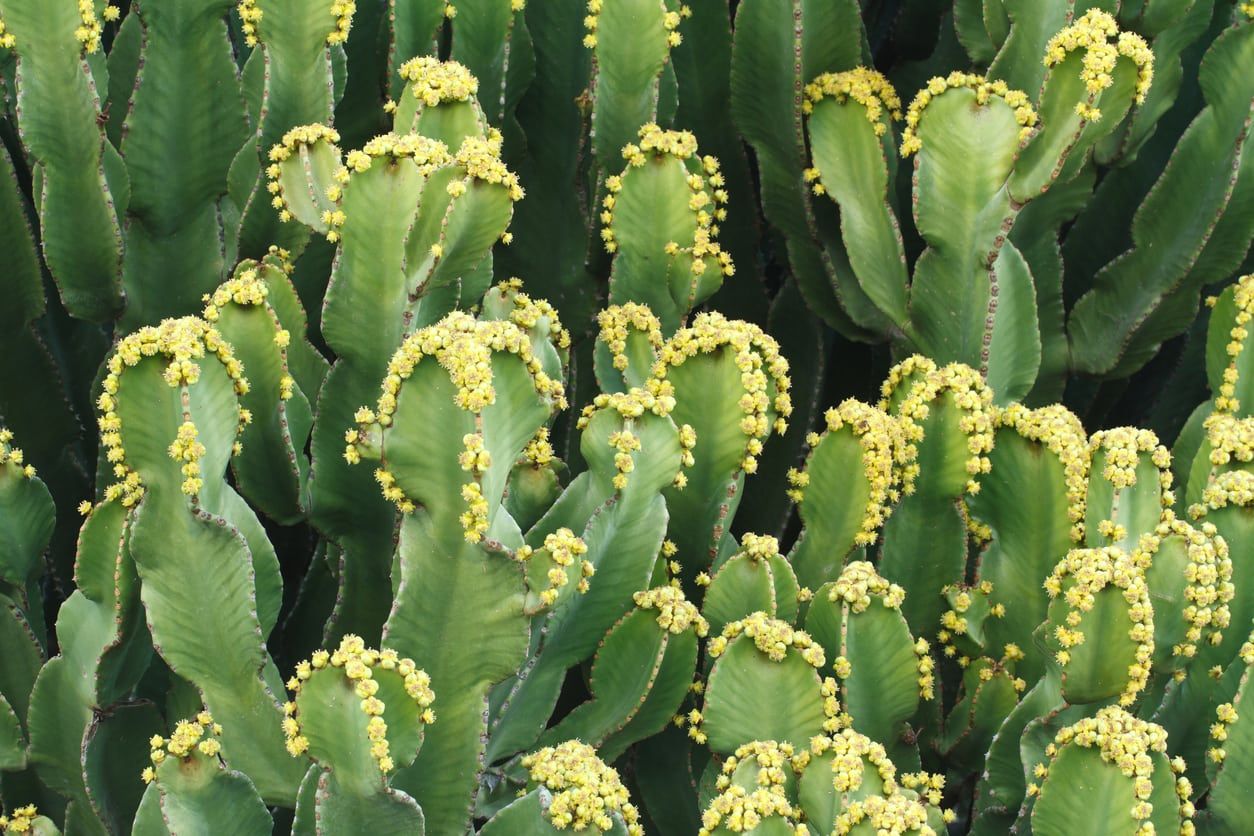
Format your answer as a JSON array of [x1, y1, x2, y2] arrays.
[[1090, 426, 1175, 514], [882, 356, 994, 495], [708, 611, 825, 669], [99, 318, 250, 507], [398, 56, 479, 105], [1044, 546, 1154, 705], [0, 429, 35, 480], [522, 427, 555, 467], [520, 741, 643, 834], [790, 400, 903, 545], [830, 560, 906, 614], [1209, 628, 1254, 765], [496, 279, 572, 349], [597, 303, 664, 372], [1032, 707, 1185, 835], [900, 72, 1037, 156], [0, 805, 39, 834], [661, 313, 792, 474], [583, 0, 689, 49], [703, 742, 814, 835], [699, 784, 804, 835], [1044, 9, 1154, 120], [518, 528, 592, 605], [803, 67, 903, 140], [634, 585, 708, 636], [832, 792, 936, 836], [74, 1, 119, 55], [1193, 469, 1254, 515], [938, 580, 1003, 665], [996, 403, 1090, 541], [454, 134, 524, 201], [142, 711, 223, 785], [283, 635, 434, 774], [1208, 276, 1254, 413]]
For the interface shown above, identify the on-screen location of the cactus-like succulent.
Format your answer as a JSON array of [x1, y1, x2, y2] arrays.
[[0, 5, 1251, 835]]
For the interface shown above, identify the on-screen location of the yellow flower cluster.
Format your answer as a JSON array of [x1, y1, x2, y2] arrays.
[[522, 427, 555, 467], [802, 68, 903, 137], [454, 135, 525, 201], [597, 303, 664, 372], [167, 421, 207, 496], [708, 611, 825, 668], [99, 318, 250, 508], [398, 56, 479, 106], [520, 741, 643, 835], [237, 1, 262, 45], [632, 124, 700, 160], [347, 313, 565, 529], [790, 400, 904, 545], [583, 0, 690, 49], [351, 131, 454, 174], [602, 126, 733, 277], [1044, 546, 1154, 705], [74, 1, 118, 55], [1205, 412, 1254, 468], [461, 482, 489, 542], [283, 635, 435, 774], [1210, 276, 1254, 413], [0, 805, 38, 834], [518, 527, 592, 605], [607, 428, 642, 491], [497, 280, 572, 349], [714, 740, 802, 793], [1137, 514, 1233, 661], [996, 403, 1090, 541], [1194, 469, 1254, 513], [265, 124, 343, 225], [1210, 700, 1240, 762], [661, 312, 792, 473], [900, 72, 1037, 157], [938, 581, 1001, 667], [1243, 1, 1254, 17], [738, 532, 778, 561], [1089, 426, 1175, 513], [882, 356, 994, 496], [698, 784, 804, 835], [634, 585, 708, 635], [458, 432, 491, 476], [327, 1, 356, 44], [833, 792, 936, 836], [1209, 629, 1254, 757], [0, 429, 35, 479], [810, 728, 897, 794], [829, 560, 906, 613], [142, 711, 224, 784], [1036, 707, 1188, 835], [1044, 9, 1154, 121]]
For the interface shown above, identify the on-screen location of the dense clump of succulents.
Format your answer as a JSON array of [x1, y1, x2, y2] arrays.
[[0, 2, 1251, 834]]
